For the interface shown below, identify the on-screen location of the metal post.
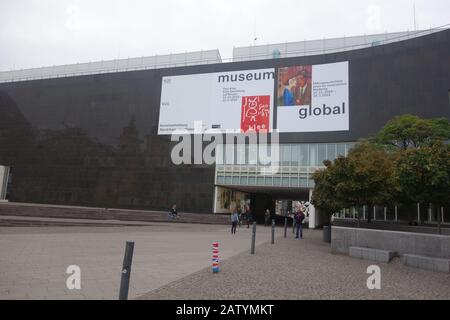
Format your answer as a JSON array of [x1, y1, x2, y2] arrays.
[[363, 206, 366, 220], [438, 206, 442, 235], [417, 203, 420, 223], [395, 206, 398, 222], [384, 207, 387, 221], [292, 216, 295, 234], [373, 206, 376, 221], [284, 216, 287, 238], [119, 241, 134, 300], [271, 219, 275, 244], [428, 203, 432, 223], [251, 222, 256, 254]]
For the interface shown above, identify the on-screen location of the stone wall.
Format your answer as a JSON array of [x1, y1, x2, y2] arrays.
[[331, 226, 450, 259]]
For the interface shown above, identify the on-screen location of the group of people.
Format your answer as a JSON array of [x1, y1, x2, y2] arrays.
[[172, 202, 307, 239], [230, 205, 253, 234], [230, 204, 307, 238]]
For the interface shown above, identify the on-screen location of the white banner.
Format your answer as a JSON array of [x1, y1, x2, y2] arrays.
[[276, 61, 349, 132], [158, 68, 275, 135]]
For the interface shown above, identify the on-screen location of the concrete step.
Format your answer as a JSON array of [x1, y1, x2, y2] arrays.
[[402, 254, 450, 273], [0, 202, 229, 225], [349, 246, 396, 263]]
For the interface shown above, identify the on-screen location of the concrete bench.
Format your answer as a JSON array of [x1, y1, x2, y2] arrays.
[[402, 254, 450, 273], [349, 246, 396, 263]]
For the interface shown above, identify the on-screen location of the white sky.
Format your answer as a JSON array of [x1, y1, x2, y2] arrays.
[[1, 0, 449, 71]]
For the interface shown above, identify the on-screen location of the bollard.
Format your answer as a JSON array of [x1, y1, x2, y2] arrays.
[[271, 219, 275, 244], [119, 241, 134, 300], [292, 218, 295, 234], [212, 242, 220, 273], [284, 216, 287, 238], [250, 221, 256, 254]]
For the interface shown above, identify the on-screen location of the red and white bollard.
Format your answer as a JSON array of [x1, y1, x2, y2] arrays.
[[212, 242, 220, 273]]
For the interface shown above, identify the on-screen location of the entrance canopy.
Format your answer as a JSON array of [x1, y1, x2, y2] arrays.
[[215, 184, 310, 200]]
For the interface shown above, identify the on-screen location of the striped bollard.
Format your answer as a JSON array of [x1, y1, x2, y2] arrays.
[[212, 242, 220, 273]]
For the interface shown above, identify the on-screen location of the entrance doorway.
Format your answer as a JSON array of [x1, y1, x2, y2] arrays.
[[213, 185, 318, 228]]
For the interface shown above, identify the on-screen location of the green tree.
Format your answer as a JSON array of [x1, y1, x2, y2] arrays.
[[373, 114, 450, 149], [311, 160, 344, 225], [312, 142, 395, 224], [393, 142, 450, 207], [335, 142, 394, 222]]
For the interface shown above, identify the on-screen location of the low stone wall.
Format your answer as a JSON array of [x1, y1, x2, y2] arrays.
[[332, 226, 450, 259]]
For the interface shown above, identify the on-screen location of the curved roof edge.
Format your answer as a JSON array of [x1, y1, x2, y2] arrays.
[[0, 26, 448, 83]]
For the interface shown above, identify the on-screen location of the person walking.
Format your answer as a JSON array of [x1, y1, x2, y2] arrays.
[[231, 210, 239, 234], [294, 208, 305, 239], [264, 209, 271, 226], [245, 205, 252, 228], [237, 206, 242, 227]]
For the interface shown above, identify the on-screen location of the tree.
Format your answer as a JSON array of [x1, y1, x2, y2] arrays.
[[373, 114, 450, 149], [311, 160, 344, 225], [335, 142, 395, 222], [312, 141, 395, 224], [393, 142, 450, 208]]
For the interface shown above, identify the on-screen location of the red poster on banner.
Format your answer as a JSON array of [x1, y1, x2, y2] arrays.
[[240, 96, 270, 133]]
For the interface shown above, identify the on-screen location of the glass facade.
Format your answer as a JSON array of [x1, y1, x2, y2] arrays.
[[215, 142, 355, 188]]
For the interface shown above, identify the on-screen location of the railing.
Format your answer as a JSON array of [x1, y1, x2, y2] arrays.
[[1, 25, 448, 84], [0, 50, 222, 83], [232, 26, 449, 61]]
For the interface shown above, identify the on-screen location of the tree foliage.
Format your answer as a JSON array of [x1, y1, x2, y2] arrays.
[[312, 114, 450, 224], [393, 142, 450, 207], [312, 142, 395, 222], [373, 114, 450, 149]]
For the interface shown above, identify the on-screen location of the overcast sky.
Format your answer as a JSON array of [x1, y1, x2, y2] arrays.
[[1, 0, 450, 71]]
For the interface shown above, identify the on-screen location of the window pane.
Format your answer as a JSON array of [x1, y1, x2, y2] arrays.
[[337, 144, 346, 157], [273, 177, 281, 186], [291, 145, 300, 165], [248, 144, 258, 165], [300, 144, 308, 166], [281, 144, 291, 166], [327, 144, 336, 161], [318, 144, 327, 166], [309, 144, 318, 166], [225, 145, 234, 164], [236, 144, 245, 164]]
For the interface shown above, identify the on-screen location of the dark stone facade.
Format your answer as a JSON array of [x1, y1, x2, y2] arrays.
[[1, 30, 449, 213]]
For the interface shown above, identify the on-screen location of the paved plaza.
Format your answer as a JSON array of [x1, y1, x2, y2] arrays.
[[0, 223, 272, 299], [1, 222, 449, 300], [139, 228, 450, 300]]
